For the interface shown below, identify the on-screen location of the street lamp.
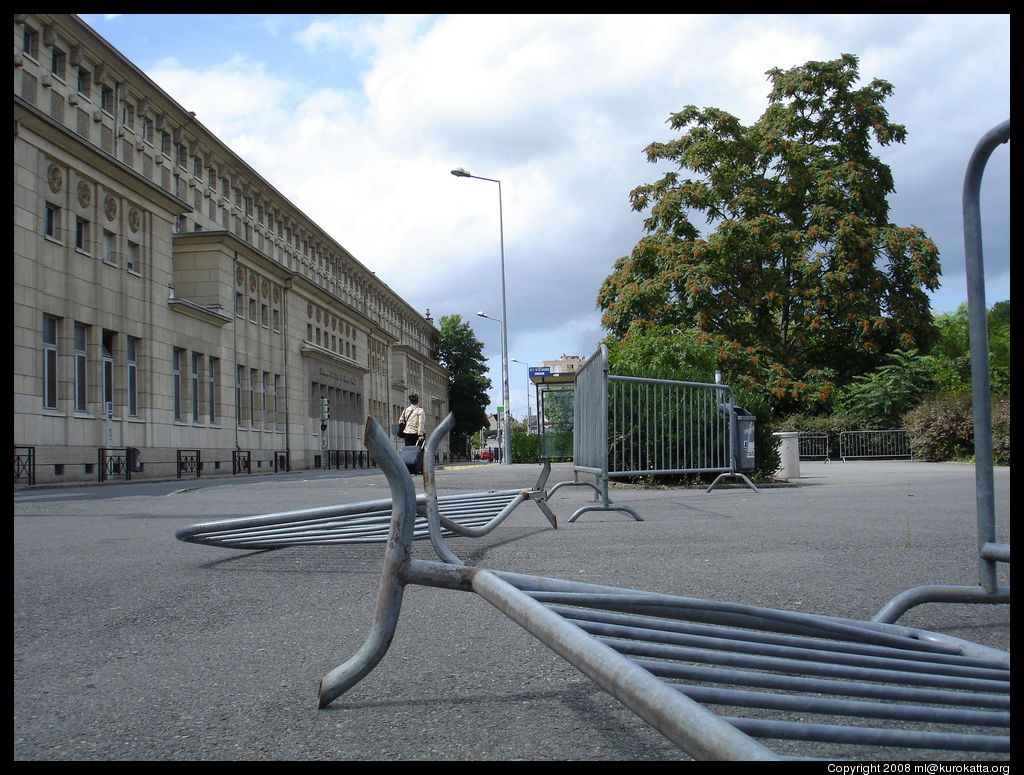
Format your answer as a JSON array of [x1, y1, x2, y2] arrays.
[[476, 311, 511, 463], [511, 358, 532, 434], [454, 166, 511, 465]]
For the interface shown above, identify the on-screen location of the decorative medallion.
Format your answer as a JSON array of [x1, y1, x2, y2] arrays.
[[128, 207, 141, 233], [77, 180, 91, 208], [249, 274, 257, 291], [47, 164, 63, 193], [236, 267, 245, 286], [272, 286, 281, 303], [307, 302, 313, 318], [331, 317, 337, 331], [316, 308, 322, 323], [104, 194, 117, 221], [261, 280, 270, 298]]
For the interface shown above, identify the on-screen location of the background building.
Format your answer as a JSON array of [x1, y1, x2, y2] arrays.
[[14, 13, 448, 483], [540, 354, 585, 375]]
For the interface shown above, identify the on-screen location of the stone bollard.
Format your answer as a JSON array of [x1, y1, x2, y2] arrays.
[[773, 432, 801, 481]]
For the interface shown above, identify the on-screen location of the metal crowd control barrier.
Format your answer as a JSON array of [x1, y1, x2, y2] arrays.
[[560, 345, 757, 522], [314, 417, 1010, 759], [175, 413, 558, 551], [872, 118, 1010, 623], [797, 433, 830, 461], [839, 430, 912, 461]]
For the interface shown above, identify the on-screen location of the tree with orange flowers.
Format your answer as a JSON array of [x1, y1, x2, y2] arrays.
[[598, 54, 940, 412]]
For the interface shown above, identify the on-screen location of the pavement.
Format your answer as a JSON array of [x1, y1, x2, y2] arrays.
[[13, 459, 1011, 761]]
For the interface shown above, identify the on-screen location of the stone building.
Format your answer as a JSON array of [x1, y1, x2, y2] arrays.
[[14, 13, 448, 484]]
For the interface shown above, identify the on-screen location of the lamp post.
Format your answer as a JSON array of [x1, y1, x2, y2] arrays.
[[454, 167, 512, 465], [511, 358, 531, 434], [476, 311, 511, 463]]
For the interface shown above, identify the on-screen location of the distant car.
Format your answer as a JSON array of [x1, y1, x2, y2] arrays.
[[479, 450, 494, 460]]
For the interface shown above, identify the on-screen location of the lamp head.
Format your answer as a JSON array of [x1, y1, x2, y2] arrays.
[[451, 168, 471, 178]]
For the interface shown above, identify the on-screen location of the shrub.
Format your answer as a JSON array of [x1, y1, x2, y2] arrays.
[[832, 349, 937, 428], [511, 432, 541, 464], [902, 392, 1010, 465]]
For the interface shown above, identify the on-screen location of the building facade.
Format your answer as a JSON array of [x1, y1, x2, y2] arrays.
[[14, 13, 448, 484], [540, 354, 585, 375]]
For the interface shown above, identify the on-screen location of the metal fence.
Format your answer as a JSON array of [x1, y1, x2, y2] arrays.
[[14, 445, 36, 485], [838, 430, 912, 461], [605, 375, 734, 476], [797, 433, 831, 461], [177, 449, 202, 479], [559, 345, 756, 520], [98, 447, 132, 482]]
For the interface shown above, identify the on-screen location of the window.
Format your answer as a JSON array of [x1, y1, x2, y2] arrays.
[[77, 67, 91, 97], [121, 103, 135, 130], [101, 330, 115, 413], [172, 348, 183, 421], [44, 202, 61, 239], [208, 357, 218, 424], [272, 308, 280, 332], [235, 292, 244, 317], [127, 337, 139, 417], [126, 241, 139, 272], [261, 304, 269, 327], [74, 323, 88, 413], [176, 144, 187, 168], [22, 25, 40, 60], [75, 217, 91, 252], [43, 315, 59, 409], [248, 298, 256, 322], [50, 48, 66, 81], [262, 372, 271, 429], [102, 230, 116, 264], [160, 131, 171, 157], [250, 368, 259, 426], [100, 84, 114, 113], [273, 374, 281, 430], [191, 352, 201, 423], [236, 365, 245, 425], [141, 117, 153, 144]]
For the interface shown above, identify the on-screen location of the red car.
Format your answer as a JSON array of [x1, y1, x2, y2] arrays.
[[479, 450, 494, 460]]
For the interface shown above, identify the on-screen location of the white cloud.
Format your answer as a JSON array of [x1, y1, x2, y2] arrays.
[[126, 13, 1009, 408]]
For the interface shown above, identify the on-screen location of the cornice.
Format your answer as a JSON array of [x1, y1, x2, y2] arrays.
[[15, 95, 189, 216]]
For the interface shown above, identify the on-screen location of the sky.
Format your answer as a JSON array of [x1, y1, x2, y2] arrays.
[[78, 13, 1011, 421]]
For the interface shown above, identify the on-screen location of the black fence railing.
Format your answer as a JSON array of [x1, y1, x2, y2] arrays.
[[177, 449, 202, 479], [14, 445, 36, 485], [98, 447, 133, 482]]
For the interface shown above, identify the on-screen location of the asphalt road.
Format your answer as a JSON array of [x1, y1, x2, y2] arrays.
[[13, 459, 1011, 761]]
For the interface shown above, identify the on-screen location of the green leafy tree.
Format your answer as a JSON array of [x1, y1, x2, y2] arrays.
[[597, 54, 940, 412], [832, 348, 936, 428], [436, 314, 492, 455], [930, 301, 1010, 394]]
